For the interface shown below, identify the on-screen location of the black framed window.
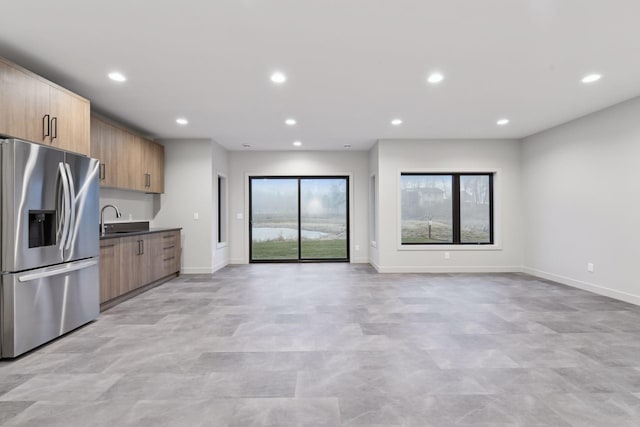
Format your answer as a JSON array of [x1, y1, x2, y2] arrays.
[[401, 173, 493, 245]]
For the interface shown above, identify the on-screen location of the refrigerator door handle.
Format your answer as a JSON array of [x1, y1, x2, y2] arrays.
[[64, 163, 76, 250], [17, 259, 98, 282], [58, 162, 71, 251]]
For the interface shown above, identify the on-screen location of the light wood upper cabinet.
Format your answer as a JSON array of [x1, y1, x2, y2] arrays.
[[144, 137, 165, 193], [90, 114, 164, 193], [0, 57, 90, 156], [90, 116, 118, 187], [128, 135, 165, 193], [49, 86, 90, 155], [0, 59, 49, 144], [128, 135, 147, 192]]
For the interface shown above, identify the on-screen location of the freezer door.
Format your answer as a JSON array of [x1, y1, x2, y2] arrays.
[[1, 139, 65, 272], [63, 152, 99, 262], [1, 259, 99, 358]]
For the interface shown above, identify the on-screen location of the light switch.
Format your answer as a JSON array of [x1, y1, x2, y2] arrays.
[[193, 212, 199, 220], [236, 213, 243, 220]]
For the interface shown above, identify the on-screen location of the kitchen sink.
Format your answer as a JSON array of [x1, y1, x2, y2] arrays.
[[100, 221, 150, 235]]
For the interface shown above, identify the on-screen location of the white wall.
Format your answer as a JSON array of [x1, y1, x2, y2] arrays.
[[522, 96, 640, 305], [368, 142, 380, 267], [374, 139, 523, 273], [99, 188, 157, 223], [227, 150, 370, 264], [153, 139, 229, 274]]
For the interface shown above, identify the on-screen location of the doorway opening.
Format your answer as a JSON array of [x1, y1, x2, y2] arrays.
[[249, 176, 349, 262]]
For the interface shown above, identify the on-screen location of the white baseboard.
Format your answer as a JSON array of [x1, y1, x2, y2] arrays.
[[351, 257, 369, 264], [522, 266, 640, 306], [213, 259, 229, 273], [375, 265, 521, 273], [181, 267, 214, 274], [229, 258, 245, 265], [370, 260, 382, 272]]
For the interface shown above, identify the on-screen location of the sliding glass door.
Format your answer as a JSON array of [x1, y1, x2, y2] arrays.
[[250, 176, 349, 262], [250, 178, 299, 261]]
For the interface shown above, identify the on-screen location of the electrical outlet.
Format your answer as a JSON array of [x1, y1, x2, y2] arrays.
[[355, 245, 360, 251], [444, 252, 450, 259], [236, 213, 243, 220], [193, 212, 199, 220], [587, 262, 594, 273]]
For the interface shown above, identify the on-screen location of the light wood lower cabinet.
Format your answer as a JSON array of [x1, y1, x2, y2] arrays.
[[118, 235, 149, 296], [160, 231, 181, 277], [99, 230, 181, 307], [99, 240, 121, 303]]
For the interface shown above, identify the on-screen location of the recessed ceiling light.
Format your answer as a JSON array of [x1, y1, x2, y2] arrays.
[[176, 118, 189, 125], [285, 118, 297, 126], [242, 143, 252, 148], [427, 72, 444, 84], [496, 118, 510, 126], [581, 73, 602, 84], [108, 71, 126, 82], [391, 119, 403, 126], [270, 72, 287, 84], [344, 144, 352, 149], [292, 141, 302, 147]]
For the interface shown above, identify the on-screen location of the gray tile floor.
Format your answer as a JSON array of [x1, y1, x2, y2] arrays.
[[2, 263, 640, 426]]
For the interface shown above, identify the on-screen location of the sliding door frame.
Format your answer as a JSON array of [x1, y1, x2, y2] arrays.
[[249, 175, 350, 263]]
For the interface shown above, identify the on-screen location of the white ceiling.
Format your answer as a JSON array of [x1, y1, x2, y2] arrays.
[[1, 0, 639, 151]]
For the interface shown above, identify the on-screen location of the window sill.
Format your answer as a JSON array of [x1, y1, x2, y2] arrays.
[[397, 244, 502, 251]]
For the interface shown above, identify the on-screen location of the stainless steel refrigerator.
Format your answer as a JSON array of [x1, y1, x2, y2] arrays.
[[0, 138, 100, 358]]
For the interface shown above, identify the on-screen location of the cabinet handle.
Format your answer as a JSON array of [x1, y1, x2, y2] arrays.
[[163, 245, 175, 250], [101, 244, 116, 248], [43, 114, 50, 138], [146, 173, 151, 188], [100, 163, 106, 180], [162, 235, 174, 239], [51, 117, 57, 140], [136, 240, 143, 255], [141, 240, 144, 255], [163, 257, 175, 261]]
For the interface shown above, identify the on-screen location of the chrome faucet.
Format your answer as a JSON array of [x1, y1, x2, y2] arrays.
[[100, 204, 122, 234]]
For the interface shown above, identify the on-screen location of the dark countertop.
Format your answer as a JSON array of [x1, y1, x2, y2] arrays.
[[100, 227, 182, 240]]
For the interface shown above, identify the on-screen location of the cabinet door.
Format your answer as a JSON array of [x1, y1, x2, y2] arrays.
[[49, 86, 90, 156], [99, 240, 121, 303], [147, 142, 165, 193], [139, 138, 164, 193], [90, 117, 118, 187], [124, 135, 147, 191], [146, 233, 165, 283], [0, 60, 50, 144], [119, 236, 148, 294]]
